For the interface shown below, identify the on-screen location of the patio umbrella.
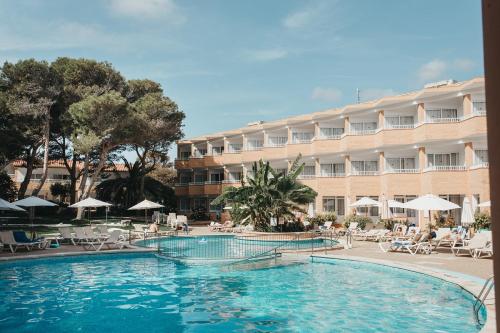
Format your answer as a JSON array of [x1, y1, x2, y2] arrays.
[[461, 197, 475, 226], [307, 203, 315, 218], [128, 199, 164, 223], [403, 194, 460, 229], [349, 197, 381, 217], [0, 198, 26, 212], [478, 201, 491, 208], [69, 197, 112, 225], [380, 196, 392, 220], [388, 200, 406, 209], [13, 196, 57, 226]]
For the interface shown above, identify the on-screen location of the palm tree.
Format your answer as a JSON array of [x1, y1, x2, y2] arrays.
[[212, 155, 317, 231]]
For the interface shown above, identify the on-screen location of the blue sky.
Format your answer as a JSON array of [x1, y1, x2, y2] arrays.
[[0, 0, 484, 160]]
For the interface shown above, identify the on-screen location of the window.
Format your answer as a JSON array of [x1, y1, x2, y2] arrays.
[[52, 174, 70, 180], [385, 116, 414, 128], [275, 168, 288, 176], [426, 108, 458, 121], [393, 195, 417, 217], [247, 139, 263, 150], [228, 143, 243, 153], [228, 171, 242, 182], [193, 148, 206, 157], [386, 158, 416, 171], [179, 173, 191, 184], [193, 173, 206, 183], [356, 196, 379, 216], [209, 172, 224, 182], [352, 161, 378, 173], [268, 136, 288, 146], [300, 165, 316, 178], [474, 150, 488, 164], [323, 196, 345, 216], [179, 151, 191, 160], [350, 122, 377, 133], [320, 163, 345, 176], [192, 198, 207, 210], [427, 153, 459, 167], [292, 132, 314, 143], [209, 198, 223, 212], [211, 146, 224, 155], [319, 127, 344, 138], [179, 198, 190, 211]]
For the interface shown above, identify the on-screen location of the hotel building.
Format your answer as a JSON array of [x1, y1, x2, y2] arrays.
[[174, 77, 489, 226]]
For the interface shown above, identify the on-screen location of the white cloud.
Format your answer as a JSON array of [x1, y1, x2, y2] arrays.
[[418, 59, 447, 82], [454, 58, 475, 71], [311, 87, 342, 103], [359, 88, 398, 102], [245, 49, 288, 62], [283, 7, 318, 29], [108, 0, 185, 23]]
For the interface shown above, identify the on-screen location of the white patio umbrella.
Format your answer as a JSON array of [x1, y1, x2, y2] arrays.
[[461, 197, 475, 226], [307, 203, 315, 218], [478, 200, 491, 208], [13, 196, 57, 225], [349, 197, 381, 217], [69, 197, 112, 225], [128, 199, 164, 223], [380, 196, 392, 220], [388, 200, 407, 209], [404, 194, 460, 229], [0, 198, 26, 212]]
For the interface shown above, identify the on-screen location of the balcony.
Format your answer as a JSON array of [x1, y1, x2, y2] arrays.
[[349, 129, 378, 136], [473, 102, 486, 116], [384, 124, 415, 130], [470, 162, 489, 169], [297, 174, 316, 180], [350, 171, 379, 176], [265, 143, 286, 148], [318, 172, 345, 177], [423, 165, 467, 172], [384, 168, 419, 174], [318, 134, 342, 140]]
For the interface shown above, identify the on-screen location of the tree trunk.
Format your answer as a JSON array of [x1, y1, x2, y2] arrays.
[[69, 158, 78, 204], [81, 149, 107, 199], [17, 146, 37, 199], [76, 154, 90, 219], [31, 117, 50, 196]]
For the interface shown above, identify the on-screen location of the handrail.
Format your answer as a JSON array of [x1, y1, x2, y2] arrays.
[[473, 275, 494, 326]]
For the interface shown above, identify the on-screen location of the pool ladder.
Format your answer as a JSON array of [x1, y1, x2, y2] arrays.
[[473, 275, 494, 325]]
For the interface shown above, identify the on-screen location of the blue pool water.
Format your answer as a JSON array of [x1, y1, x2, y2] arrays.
[[138, 235, 337, 259], [0, 253, 484, 332]]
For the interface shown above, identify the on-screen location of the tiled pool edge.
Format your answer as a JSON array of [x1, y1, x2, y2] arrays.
[[309, 254, 496, 333]]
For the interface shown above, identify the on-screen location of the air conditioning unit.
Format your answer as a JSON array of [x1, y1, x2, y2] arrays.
[[424, 79, 457, 89], [247, 120, 265, 126]]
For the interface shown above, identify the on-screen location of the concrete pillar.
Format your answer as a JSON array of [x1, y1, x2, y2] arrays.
[[378, 110, 384, 129], [206, 141, 213, 155], [287, 126, 292, 143], [378, 152, 385, 174], [223, 137, 228, 153], [464, 142, 474, 167], [241, 164, 248, 182], [242, 134, 247, 151], [345, 155, 351, 175], [418, 147, 426, 171], [263, 131, 268, 147], [344, 117, 350, 134], [315, 157, 320, 177], [314, 122, 320, 139], [417, 103, 425, 123], [463, 94, 472, 117]]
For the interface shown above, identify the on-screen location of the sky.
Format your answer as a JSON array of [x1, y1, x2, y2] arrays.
[[0, 0, 484, 161]]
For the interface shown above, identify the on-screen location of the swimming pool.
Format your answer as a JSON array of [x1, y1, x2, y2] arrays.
[[138, 234, 338, 259], [0, 253, 484, 332]]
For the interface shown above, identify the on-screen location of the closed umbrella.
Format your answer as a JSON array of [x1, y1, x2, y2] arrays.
[[13, 196, 57, 226], [478, 201, 491, 208], [404, 194, 460, 229], [0, 198, 26, 212], [307, 203, 315, 218], [128, 199, 164, 223], [380, 195, 392, 220], [461, 197, 475, 226], [69, 197, 112, 225]]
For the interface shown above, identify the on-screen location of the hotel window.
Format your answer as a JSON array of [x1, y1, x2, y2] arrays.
[[274, 168, 288, 176], [52, 174, 70, 180], [393, 195, 417, 217], [320, 163, 345, 176], [228, 143, 243, 153], [31, 173, 42, 180], [292, 132, 314, 143], [356, 196, 379, 216], [323, 196, 345, 216], [386, 158, 416, 171], [192, 198, 207, 210], [319, 127, 344, 138], [228, 171, 242, 182], [426, 108, 458, 121], [211, 146, 224, 155], [300, 166, 316, 178], [385, 116, 414, 128], [179, 151, 191, 160], [209, 198, 223, 212], [247, 139, 263, 150], [209, 172, 224, 182], [427, 153, 459, 167], [194, 148, 207, 157], [474, 150, 488, 164], [351, 161, 378, 173], [193, 173, 206, 183], [268, 136, 288, 146], [179, 173, 191, 184], [350, 122, 377, 133], [179, 198, 190, 211]]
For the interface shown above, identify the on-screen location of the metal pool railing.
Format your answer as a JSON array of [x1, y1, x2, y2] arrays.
[[142, 231, 340, 261]]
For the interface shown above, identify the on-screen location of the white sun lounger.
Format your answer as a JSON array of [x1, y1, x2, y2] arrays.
[[0, 231, 44, 253], [83, 230, 130, 251], [451, 233, 489, 258], [379, 233, 432, 255]]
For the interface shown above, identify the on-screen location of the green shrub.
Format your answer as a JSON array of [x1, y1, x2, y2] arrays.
[[306, 212, 337, 228], [344, 215, 371, 230], [472, 212, 491, 230]]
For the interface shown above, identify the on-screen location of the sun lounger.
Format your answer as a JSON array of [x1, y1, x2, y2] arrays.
[[0, 231, 46, 253], [58, 227, 77, 245], [82, 230, 130, 251], [379, 233, 432, 255], [319, 221, 334, 231], [451, 233, 489, 258]]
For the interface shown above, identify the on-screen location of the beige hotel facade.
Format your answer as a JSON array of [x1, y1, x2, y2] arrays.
[[174, 77, 489, 227]]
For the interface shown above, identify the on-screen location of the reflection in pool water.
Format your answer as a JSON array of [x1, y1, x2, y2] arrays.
[[0, 253, 484, 333]]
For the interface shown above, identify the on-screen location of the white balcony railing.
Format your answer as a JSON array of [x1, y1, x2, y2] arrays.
[[384, 124, 415, 129], [189, 181, 205, 185], [175, 183, 189, 187], [245, 146, 263, 151], [424, 165, 467, 172], [424, 117, 461, 123], [384, 168, 419, 174], [222, 179, 241, 183], [265, 143, 286, 148], [318, 134, 342, 140], [298, 174, 316, 179], [204, 181, 222, 185], [349, 129, 377, 135], [292, 139, 313, 144], [473, 102, 486, 116], [471, 162, 489, 169], [350, 171, 379, 176], [319, 173, 345, 177]]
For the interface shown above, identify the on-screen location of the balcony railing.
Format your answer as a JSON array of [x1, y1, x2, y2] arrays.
[[265, 143, 286, 148], [189, 181, 205, 185], [204, 181, 222, 185], [384, 124, 415, 129], [350, 171, 379, 176], [349, 129, 377, 135], [318, 134, 342, 140], [175, 183, 189, 187], [424, 165, 467, 172], [292, 138, 313, 144], [471, 162, 489, 169], [245, 146, 263, 151], [384, 168, 419, 174], [473, 102, 486, 116], [222, 179, 241, 183], [298, 174, 316, 179], [424, 117, 461, 123]]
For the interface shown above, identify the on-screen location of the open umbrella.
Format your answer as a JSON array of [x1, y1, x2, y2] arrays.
[[349, 197, 381, 217], [13, 196, 57, 226], [388, 200, 407, 209], [461, 197, 475, 226], [69, 198, 112, 225], [0, 198, 26, 212], [404, 194, 460, 229], [128, 199, 164, 223]]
